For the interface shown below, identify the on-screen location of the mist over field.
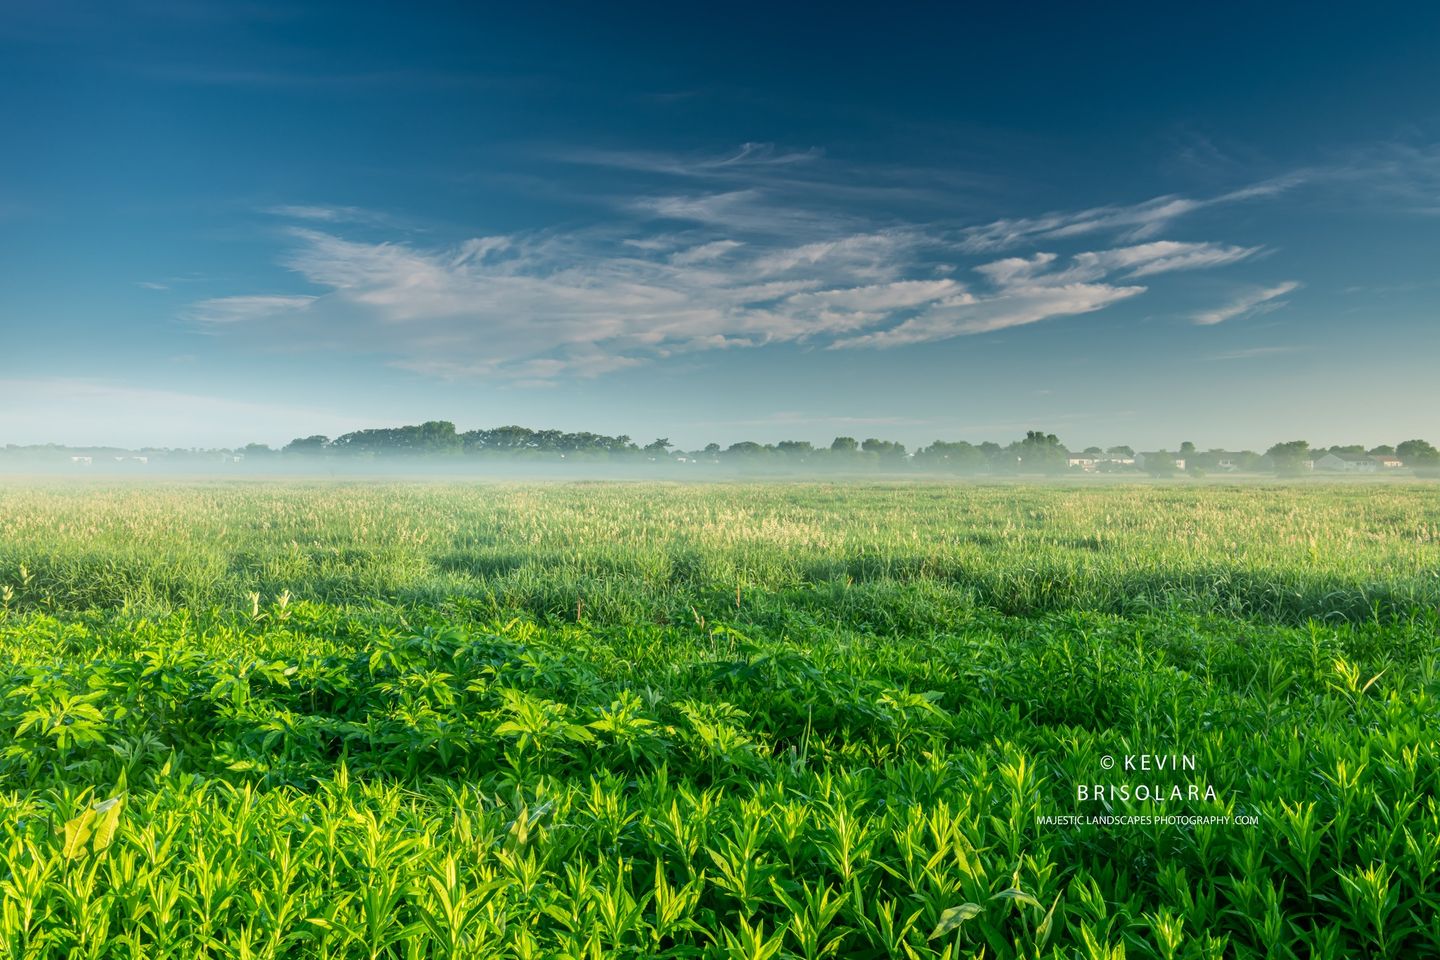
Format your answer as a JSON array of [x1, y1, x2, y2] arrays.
[[6, 418, 1438, 483]]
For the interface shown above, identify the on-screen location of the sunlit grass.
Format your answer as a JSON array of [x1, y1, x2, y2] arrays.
[[0, 480, 1436, 958]]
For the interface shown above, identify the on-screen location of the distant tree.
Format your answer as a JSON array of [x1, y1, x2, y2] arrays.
[[418, 420, 462, 454], [283, 435, 329, 455], [474, 425, 535, 451], [861, 438, 907, 461], [1327, 444, 1366, 455], [241, 443, 276, 458], [724, 441, 765, 457], [1190, 448, 1224, 471], [329, 421, 461, 456], [1082, 446, 1103, 456], [1396, 439, 1440, 469], [915, 440, 987, 473], [531, 429, 564, 451], [1009, 430, 1066, 474], [1179, 441, 1196, 456], [830, 436, 859, 452], [1144, 450, 1178, 477], [1369, 444, 1396, 456], [1266, 440, 1311, 476], [1106, 445, 1134, 457], [644, 438, 672, 455], [703, 443, 721, 455], [776, 440, 814, 459]]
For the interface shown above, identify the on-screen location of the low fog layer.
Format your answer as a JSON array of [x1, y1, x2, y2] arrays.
[[4, 421, 1437, 479]]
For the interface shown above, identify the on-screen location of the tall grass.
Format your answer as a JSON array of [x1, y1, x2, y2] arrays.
[[0, 480, 1437, 958], [1, 480, 1436, 623]]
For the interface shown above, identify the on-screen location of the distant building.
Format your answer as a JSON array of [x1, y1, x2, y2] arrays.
[[1315, 452, 1379, 473], [1373, 454, 1403, 468], [70, 455, 92, 465], [1067, 452, 1138, 472], [1134, 452, 1187, 471]]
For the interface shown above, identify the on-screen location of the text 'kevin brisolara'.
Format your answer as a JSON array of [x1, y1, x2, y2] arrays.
[[1078, 783, 1218, 802]]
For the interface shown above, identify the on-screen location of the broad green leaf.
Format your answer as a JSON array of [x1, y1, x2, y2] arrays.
[[60, 808, 97, 860], [990, 887, 1042, 909], [928, 902, 983, 939], [91, 795, 126, 852], [1036, 892, 1062, 949]]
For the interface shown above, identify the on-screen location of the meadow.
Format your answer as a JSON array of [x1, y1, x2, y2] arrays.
[[0, 479, 1437, 959]]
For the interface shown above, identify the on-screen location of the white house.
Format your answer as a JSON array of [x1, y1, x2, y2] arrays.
[[1315, 453, 1379, 473], [1134, 452, 1186, 471]]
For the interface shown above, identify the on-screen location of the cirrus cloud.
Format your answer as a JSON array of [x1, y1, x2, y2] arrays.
[[1192, 281, 1301, 325], [192, 147, 1288, 380]]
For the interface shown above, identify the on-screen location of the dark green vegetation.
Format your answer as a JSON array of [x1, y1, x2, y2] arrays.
[[9, 420, 1440, 478], [1, 481, 1437, 959]]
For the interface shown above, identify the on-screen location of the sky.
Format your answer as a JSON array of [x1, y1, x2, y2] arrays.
[[2, 0, 1439, 452]]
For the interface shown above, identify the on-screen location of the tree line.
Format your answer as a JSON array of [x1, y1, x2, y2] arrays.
[[269, 425, 1083, 471], [272, 423, 1440, 473], [5, 422, 1438, 475]]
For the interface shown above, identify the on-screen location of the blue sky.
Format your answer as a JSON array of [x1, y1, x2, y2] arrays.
[[2, 1, 1439, 451]]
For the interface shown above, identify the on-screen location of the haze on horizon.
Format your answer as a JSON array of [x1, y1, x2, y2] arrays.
[[2, 1, 1439, 453]]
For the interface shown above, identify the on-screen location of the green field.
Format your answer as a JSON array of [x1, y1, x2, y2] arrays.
[[1, 481, 1437, 959]]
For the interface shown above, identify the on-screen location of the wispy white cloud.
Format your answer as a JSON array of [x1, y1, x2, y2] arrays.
[[831, 283, 1143, 348], [975, 241, 1259, 285], [197, 146, 1287, 379], [262, 204, 397, 226], [831, 241, 1259, 349], [786, 279, 963, 312], [1192, 281, 1300, 326], [556, 141, 991, 214], [957, 175, 1304, 252], [1075, 240, 1261, 278], [558, 141, 825, 178], [185, 294, 317, 327], [1208, 345, 1308, 360], [669, 239, 744, 265], [1312, 140, 1440, 215], [190, 227, 1267, 376]]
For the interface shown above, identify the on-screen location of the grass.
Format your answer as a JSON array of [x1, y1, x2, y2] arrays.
[[0, 479, 1437, 958]]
